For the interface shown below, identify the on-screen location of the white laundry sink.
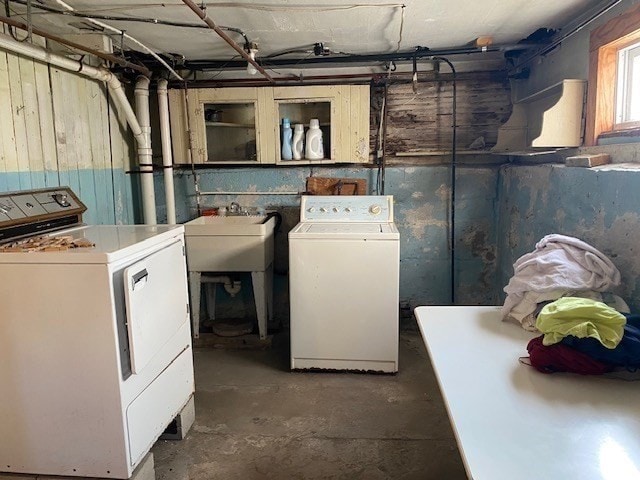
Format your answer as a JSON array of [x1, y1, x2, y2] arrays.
[[184, 215, 275, 272], [184, 214, 277, 340]]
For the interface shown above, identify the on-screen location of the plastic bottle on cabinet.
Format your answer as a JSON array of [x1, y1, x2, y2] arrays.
[[305, 118, 324, 160], [292, 124, 305, 160], [281, 118, 293, 160]]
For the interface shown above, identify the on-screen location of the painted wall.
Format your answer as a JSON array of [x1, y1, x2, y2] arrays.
[[0, 30, 136, 224], [496, 163, 640, 311], [155, 163, 501, 325]]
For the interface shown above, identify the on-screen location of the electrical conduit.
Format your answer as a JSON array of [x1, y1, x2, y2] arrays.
[[157, 79, 177, 224]]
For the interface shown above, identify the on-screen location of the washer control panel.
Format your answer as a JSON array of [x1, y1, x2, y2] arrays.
[[300, 195, 393, 222]]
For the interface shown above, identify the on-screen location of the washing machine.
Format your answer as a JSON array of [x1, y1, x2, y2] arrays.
[[289, 195, 399, 373]]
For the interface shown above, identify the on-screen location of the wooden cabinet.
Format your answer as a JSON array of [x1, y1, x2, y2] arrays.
[[168, 85, 370, 165]]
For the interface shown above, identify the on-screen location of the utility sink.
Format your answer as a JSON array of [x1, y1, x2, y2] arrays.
[[184, 215, 275, 272], [183, 214, 276, 340]]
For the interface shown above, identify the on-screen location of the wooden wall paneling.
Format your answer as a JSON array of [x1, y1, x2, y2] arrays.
[[0, 27, 16, 192], [61, 72, 83, 199], [108, 86, 135, 224], [95, 82, 116, 224], [376, 72, 511, 158], [18, 53, 46, 189], [50, 67, 73, 191], [6, 51, 31, 189], [33, 38, 59, 188], [83, 76, 109, 224]]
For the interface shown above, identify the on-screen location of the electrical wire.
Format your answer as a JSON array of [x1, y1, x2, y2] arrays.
[[4, 0, 29, 42], [7, 0, 252, 50], [431, 55, 457, 305], [395, 4, 405, 53]]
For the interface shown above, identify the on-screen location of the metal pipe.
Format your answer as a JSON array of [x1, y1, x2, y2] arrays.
[[52, 0, 183, 81], [199, 191, 300, 196], [180, 0, 274, 83], [511, 0, 622, 72], [134, 76, 157, 225], [157, 79, 177, 224], [0, 15, 151, 76], [182, 44, 512, 70], [201, 275, 242, 297]]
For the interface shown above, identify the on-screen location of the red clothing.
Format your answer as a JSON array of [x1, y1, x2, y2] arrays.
[[526, 335, 614, 375]]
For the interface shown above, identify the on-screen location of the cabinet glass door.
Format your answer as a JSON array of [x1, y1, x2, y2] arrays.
[[203, 102, 258, 162]]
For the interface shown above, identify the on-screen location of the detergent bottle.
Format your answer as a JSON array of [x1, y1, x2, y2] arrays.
[[292, 124, 305, 160], [305, 118, 324, 160], [281, 118, 293, 160]]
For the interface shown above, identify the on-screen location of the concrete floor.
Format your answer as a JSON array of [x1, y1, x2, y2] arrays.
[[152, 325, 467, 480]]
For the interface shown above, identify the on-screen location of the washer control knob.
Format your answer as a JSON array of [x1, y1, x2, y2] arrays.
[[320, 207, 328, 213], [307, 207, 315, 213], [345, 207, 352, 213], [369, 204, 382, 215], [333, 207, 339, 212]]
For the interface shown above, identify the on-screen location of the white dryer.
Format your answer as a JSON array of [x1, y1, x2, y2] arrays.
[[289, 195, 399, 373], [0, 187, 194, 479]]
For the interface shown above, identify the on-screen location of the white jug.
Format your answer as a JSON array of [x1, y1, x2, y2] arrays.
[[305, 119, 324, 160], [292, 124, 305, 160]]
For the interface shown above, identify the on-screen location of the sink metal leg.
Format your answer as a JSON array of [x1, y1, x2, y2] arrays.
[[188, 271, 201, 339], [205, 282, 217, 321], [251, 271, 267, 339]]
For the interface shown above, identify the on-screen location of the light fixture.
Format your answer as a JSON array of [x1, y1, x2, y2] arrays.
[[246, 42, 259, 75]]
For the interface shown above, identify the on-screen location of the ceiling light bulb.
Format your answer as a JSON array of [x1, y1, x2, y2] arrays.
[[247, 48, 258, 75]]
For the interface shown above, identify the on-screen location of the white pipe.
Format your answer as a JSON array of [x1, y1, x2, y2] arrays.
[[135, 76, 157, 225], [201, 275, 242, 297], [0, 32, 154, 216], [53, 0, 183, 81], [157, 79, 177, 224]]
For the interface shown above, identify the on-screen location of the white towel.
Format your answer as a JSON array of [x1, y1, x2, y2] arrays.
[[503, 234, 621, 330]]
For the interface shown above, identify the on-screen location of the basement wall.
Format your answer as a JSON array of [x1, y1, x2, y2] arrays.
[[0, 28, 136, 224], [497, 0, 640, 311], [160, 72, 511, 324]]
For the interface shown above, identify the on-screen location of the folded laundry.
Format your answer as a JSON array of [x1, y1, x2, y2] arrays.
[[503, 234, 622, 331], [536, 297, 626, 349], [562, 314, 640, 368], [526, 335, 614, 375]]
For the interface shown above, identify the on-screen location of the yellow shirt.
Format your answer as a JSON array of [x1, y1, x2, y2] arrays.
[[536, 297, 626, 349]]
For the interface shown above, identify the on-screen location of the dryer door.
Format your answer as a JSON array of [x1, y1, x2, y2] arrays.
[[124, 240, 189, 374]]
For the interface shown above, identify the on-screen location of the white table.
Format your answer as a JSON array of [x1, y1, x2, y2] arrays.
[[415, 306, 640, 480]]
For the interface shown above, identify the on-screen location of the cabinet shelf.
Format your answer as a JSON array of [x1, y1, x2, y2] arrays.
[[205, 122, 254, 128]]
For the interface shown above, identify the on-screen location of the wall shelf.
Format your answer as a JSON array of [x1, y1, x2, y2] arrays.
[[492, 79, 587, 153]]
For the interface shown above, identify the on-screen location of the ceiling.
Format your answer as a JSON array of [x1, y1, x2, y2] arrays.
[[2, 0, 607, 77]]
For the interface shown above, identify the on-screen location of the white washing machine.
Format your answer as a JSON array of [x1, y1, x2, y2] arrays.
[[289, 195, 399, 373]]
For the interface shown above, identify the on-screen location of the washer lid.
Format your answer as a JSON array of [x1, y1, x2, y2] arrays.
[[289, 222, 399, 240]]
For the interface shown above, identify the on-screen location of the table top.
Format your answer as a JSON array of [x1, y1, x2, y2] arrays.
[[415, 306, 640, 480]]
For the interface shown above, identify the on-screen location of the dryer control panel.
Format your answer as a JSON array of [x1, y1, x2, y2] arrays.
[[300, 195, 394, 222]]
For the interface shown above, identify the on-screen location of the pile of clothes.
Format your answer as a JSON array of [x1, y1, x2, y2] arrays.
[[526, 297, 640, 374], [502, 234, 640, 375]]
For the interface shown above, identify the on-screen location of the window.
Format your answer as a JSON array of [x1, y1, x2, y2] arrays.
[[586, 3, 640, 145], [615, 41, 640, 128]]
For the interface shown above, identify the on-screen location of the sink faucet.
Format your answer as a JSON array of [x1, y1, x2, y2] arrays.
[[229, 202, 240, 214]]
